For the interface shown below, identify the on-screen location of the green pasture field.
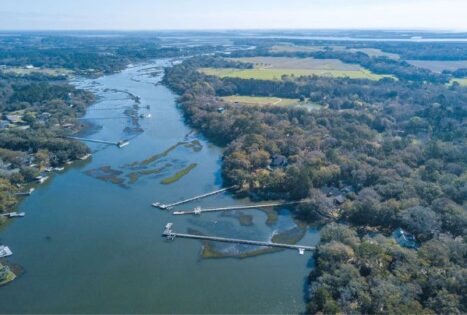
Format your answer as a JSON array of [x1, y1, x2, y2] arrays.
[[200, 57, 394, 80]]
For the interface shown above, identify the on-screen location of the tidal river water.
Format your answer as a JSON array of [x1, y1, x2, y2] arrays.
[[0, 60, 319, 314]]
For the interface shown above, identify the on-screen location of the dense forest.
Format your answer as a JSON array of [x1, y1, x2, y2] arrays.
[[164, 54, 466, 314]]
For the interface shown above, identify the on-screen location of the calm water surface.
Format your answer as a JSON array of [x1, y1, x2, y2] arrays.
[[0, 60, 319, 314]]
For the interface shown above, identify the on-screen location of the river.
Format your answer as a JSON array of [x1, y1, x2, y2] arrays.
[[0, 59, 319, 314]]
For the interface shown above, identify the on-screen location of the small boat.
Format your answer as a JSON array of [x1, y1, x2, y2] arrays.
[[36, 175, 49, 184], [152, 202, 168, 209], [146, 114, 152, 118], [54, 166, 65, 171], [0, 246, 13, 258]]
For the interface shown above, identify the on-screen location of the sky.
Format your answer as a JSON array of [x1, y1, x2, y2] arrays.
[[0, 0, 466, 31]]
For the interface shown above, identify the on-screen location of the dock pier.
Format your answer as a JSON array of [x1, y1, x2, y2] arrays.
[[1, 212, 25, 218], [173, 200, 310, 215], [162, 224, 314, 254], [15, 188, 34, 196], [67, 137, 129, 148], [152, 186, 237, 210]]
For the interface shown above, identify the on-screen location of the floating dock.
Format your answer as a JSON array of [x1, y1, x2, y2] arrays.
[[173, 200, 310, 215], [153, 186, 237, 210], [162, 224, 314, 254]]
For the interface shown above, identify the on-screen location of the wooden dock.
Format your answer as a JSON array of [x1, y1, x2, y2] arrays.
[[15, 188, 34, 196], [173, 200, 310, 215], [79, 116, 128, 120], [162, 225, 315, 254], [1, 212, 25, 218], [152, 186, 236, 210], [67, 137, 129, 148]]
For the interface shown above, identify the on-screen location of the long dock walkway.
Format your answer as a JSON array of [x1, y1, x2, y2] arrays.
[[173, 200, 310, 215], [79, 116, 128, 120], [162, 226, 315, 253], [152, 186, 236, 209], [67, 137, 129, 148]]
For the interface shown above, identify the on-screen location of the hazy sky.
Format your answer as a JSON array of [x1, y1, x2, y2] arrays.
[[1, 0, 466, 31]]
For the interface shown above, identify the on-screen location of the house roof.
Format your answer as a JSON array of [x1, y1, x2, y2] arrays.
[[271, 154, 288, 167], [334, 195, 345, 204]]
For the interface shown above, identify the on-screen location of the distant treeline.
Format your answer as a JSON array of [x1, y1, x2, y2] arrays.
[[0, 34, 223, 75], [233, 38, 467, 60]]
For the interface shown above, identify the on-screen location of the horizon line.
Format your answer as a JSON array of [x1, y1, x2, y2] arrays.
[[1, 27, 467, 33]]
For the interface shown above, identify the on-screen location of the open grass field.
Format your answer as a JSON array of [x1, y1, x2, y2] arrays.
[[407, 60, 467, 73], [221, 95, 301, 106], [0, 67, 73, 76], [201, 57, 393, 80], [450, 78, 467, 86], [232, 56, 362, 71], [200, 67, 391, 80]]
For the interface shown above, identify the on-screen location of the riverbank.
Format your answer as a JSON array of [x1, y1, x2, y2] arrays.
[[0, 73, 97, 227]]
